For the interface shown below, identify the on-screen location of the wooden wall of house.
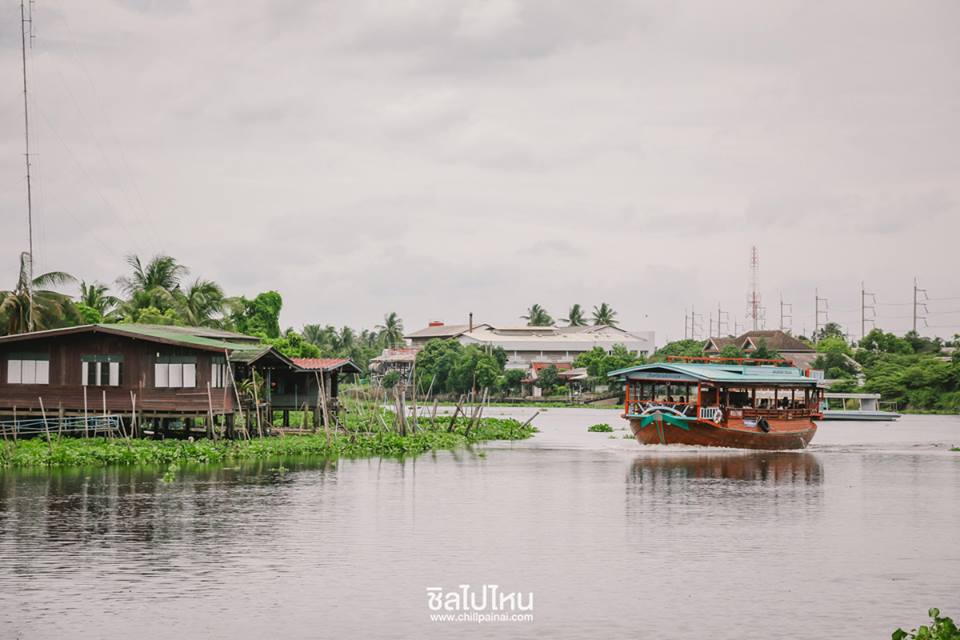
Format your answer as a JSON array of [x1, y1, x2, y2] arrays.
[[268, 369, 338, 410], [0, 333, 234, 415]]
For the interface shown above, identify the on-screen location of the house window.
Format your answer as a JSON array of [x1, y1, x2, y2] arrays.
[[81, 356, 123, 387], [211, 357, 227, 388], [6, 354, 49, 385], [154, 354, 197, 389]]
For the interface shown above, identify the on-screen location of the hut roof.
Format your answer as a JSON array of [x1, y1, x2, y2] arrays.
[[0, 323, 263, 353], [291, 358, 362, 374]]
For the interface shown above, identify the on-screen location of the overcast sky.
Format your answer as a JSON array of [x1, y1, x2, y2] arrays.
[[1, 0, 958, 343]]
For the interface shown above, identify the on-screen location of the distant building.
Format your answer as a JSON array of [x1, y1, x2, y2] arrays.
[[368, 347, 420, 382], [703, 330, 817, 369], [404, 321, 655, 391]]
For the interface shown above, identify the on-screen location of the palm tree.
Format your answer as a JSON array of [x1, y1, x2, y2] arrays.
[[177, 279, 225, 327], [0, 252, 76, 334], [562, 304, 586, 326], [521, 304, 554, 327], [376, 311, 405, 347], [591, 302, 618, 326], [79, 281, 120, 319], [117, 254, 188, 316]]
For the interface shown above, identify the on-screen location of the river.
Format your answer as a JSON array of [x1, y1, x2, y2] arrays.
[[1, 409, 958, 639]]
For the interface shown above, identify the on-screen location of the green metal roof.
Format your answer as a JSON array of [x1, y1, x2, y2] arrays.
[[100, 324, 264, 352], [607, 362, 819, 385]]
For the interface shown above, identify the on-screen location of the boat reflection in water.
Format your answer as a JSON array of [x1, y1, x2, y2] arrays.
[[628, 451, 823, 485]]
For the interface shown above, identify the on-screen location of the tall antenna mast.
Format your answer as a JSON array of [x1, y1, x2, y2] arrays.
[[747, 246, 761, 331], [20, 0, 35, 331]]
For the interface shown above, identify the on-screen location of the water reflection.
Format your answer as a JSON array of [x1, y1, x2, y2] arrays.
[[628, 451, 823, 485]]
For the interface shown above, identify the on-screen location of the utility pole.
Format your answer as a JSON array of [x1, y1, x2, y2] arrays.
[[20, 0, 35, 331], [747, 246, 761, 331], [860, 281, 876, 340], [683, 308, 689, 339], [779, 293, 792, 332], [912, 278, 927, 333], [815, 289, 829, 339], [717, 303, 729, 336]]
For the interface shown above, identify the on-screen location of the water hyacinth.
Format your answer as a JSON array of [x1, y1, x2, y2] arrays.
[[0, 417, 535, 468]]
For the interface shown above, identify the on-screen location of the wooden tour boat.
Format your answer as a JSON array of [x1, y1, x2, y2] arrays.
[[609, 357, 823, 451]]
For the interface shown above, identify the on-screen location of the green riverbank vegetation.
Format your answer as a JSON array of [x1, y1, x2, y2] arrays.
[[587, 423, 613, 432], [0, 415, 535, 468], [893, 608, 959, 640]]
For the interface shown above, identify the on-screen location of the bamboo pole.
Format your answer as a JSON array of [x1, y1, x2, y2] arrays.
[[206, 381, 217, 441], [38, 397, 52, 449], [83, 385, 89, 439], [315, 371, 331, 446], [12, 406, 17, 442], [447, 394, 465, 432], [251, 367, 263, 438], [128, 391, 137, 439], [225, 350, 248, 439], [102, 390, 109, 438]]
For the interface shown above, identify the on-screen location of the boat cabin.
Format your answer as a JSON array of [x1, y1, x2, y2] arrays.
[[609, 359, 823, 423]]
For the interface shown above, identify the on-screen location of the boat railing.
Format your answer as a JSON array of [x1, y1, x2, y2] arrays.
[[738, 407, 816, 420], [628, 401, 697, 417], [698, 406, 723, 422]]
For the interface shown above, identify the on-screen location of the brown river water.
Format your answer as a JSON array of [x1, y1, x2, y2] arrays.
[[1, 409, 958, 639]]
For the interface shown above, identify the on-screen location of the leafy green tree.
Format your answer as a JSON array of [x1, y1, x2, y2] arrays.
[[813, 336, 858, 378], [381, 370, 402, 389], [228, 291, 283, 338], [125, 306, 180, 325], [859, 328, 913, 355], [375, 312, 404, 348], [0, 252, 77, 334], [535, 365, 560, 395], [117, 254, 187, 317], [591, 302, 618, 326], [814, 321, 846, 343], [448, 345, 501, 393], [562, 304, 587, 326], [498, 368, 526, 394], [750, 338, 782, 361], [178, 279, 225, 327], [492, 346, 508, 369], [79, 281, 119, 321], [719, 344, 745, 358], [415, 339, 464, 392], [264, 329, 322, 358], [575, 344, 644, 379], [522, 304, 553, 327], [654, 339, 706, 359]]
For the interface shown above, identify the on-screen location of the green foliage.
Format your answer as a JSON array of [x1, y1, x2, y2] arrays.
[[860, 328, 914, 355], [591, 302, 618, 326], [229, 291, 283, 338], [381, 370, 401, 389], [449, 345, 501, 393], [535, 365, 560, 394], [859, 351, 960, 411], [562, 303, 587, 326], [654, 339, 706, 359], [719, 344, 745, 358], [522, 303, 553, 327], [813, 336, 859, 379], [1, 252, 78, 334], [0, 418, 536, 468], [587, 423, 613, 432], [814, 321, 846, 342], [74, 303, 103, 324], [498, 368, 526, 394], [263, 329, 322, 358], [125, 306, 181, 325], [375, 312, 404, 348], [750, 338, 781, 361], [893, 608, 960, 640], [416, 339, 465, 392], [574, 344, 645, 379]]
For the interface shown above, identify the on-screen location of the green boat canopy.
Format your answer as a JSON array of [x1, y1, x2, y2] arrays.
[[607, 362, 821, 386]]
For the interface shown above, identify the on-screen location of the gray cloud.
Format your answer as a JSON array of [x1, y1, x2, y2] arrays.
[[1, 0, 958, 343]]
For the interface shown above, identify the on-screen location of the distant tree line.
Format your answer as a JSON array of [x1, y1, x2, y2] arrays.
[[0, 253, 407, 374]]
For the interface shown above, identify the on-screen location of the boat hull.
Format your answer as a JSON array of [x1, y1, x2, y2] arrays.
[[628, 414, 816, 451], [820, 410, 900, 421]]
